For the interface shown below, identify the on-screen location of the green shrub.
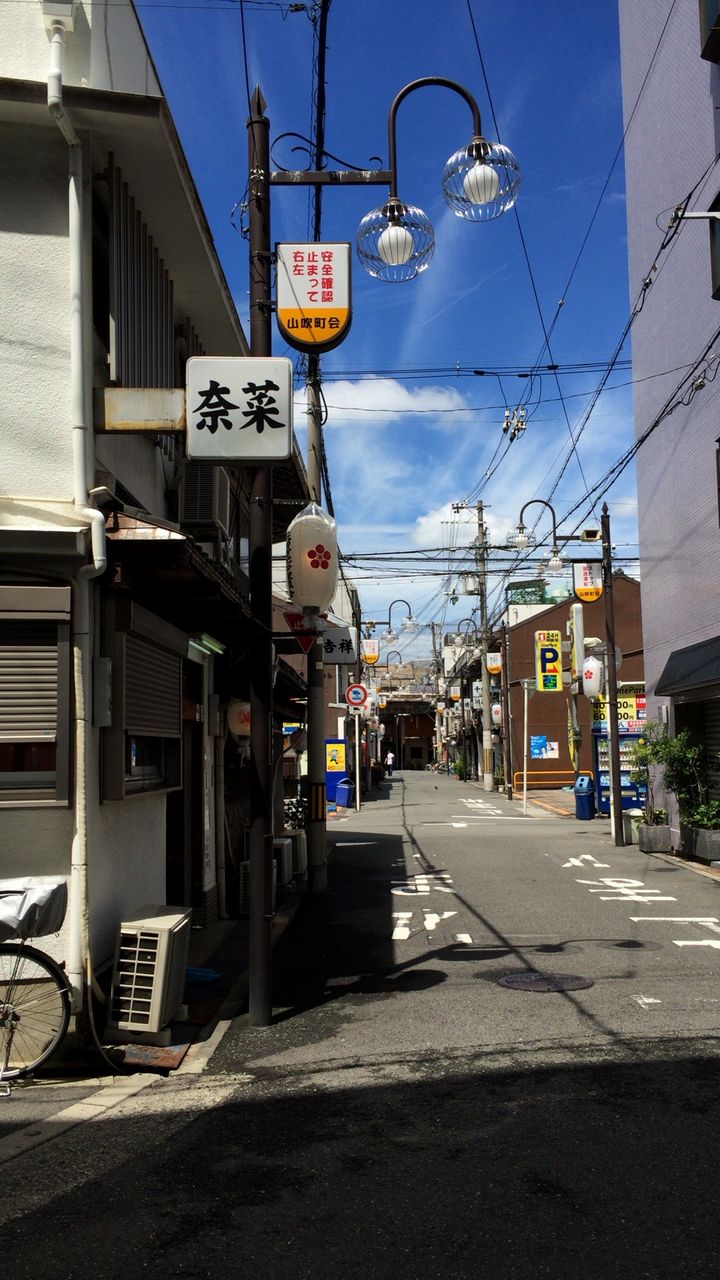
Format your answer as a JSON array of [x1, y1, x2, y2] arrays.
[[629, 726, 720, 826]]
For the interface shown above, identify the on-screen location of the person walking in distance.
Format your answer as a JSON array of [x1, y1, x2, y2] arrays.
[[385, 750, 395, 777]]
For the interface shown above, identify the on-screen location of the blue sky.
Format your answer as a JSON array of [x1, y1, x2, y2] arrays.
[[136, 0, 638, 660]]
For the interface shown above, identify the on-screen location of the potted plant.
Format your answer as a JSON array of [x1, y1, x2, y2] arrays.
[[627, 725, 673, 852], [629, 726, 720, 860], [454, 756, 466, 781]]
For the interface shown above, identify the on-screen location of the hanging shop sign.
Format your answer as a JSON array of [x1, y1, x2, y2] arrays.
[[186, 356, 292, 462], [534, 629, 563, 692], [321, 623, 357, 665], [486, 652, 502, 674], [286, 503, 338, 612], [276, 243, 351, 352], [362, 638, 380, 666], [573, 562, 603, 603]]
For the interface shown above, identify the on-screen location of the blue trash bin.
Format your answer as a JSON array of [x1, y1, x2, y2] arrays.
[[574, 775, 596, 821], [335, 778, 355, 808]]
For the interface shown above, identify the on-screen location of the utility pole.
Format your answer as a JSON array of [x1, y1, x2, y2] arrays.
[[601, 503, 624, 846], [431, 621, 443, 764], [304, 0, 332, 889], [305, 362, 328, 891], [477, 501, 494, 791], [247, 88, 274, 1026], [500, 620, 513, 799]]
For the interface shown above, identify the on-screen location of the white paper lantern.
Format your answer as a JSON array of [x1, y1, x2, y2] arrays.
[[491, 702, 503, 726], [227, 700, 251, 740], [582, 655, 604, 698], [286, 502, 338, 611]]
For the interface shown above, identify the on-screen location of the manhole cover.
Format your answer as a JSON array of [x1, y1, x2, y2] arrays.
[[497, 972, 594, 992]]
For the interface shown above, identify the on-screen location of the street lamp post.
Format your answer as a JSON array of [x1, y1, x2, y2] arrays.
[[507, 496, 624, 842], [601, 503, 624, 846], [455, 618, 477, 778], [246, 77, 519, 1027], [247, 89, 274, 1028], [510, 498, 564, 575]]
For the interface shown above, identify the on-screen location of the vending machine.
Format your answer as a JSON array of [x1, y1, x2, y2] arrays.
[[591, 688, 648, 815]]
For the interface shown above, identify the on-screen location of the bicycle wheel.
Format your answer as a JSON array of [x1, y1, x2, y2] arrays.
[[0, 943, 71, 1079]]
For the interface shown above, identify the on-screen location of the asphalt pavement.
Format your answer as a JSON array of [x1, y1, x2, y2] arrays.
[[2, 773, 720, 1278]]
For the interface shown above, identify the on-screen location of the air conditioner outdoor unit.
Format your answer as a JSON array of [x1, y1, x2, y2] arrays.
[[288, 830, 307, 878], [107, 905, 192, 1040], [273, 837, 293, 887], [239, 861, 276, 916], [179, 462, 231, 539]]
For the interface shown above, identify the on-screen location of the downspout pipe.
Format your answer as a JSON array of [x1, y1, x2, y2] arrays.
[[46, 16, 106, 1011]]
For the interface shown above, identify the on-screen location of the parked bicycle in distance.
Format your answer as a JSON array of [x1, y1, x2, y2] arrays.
[[0, 878, 72, 1090]]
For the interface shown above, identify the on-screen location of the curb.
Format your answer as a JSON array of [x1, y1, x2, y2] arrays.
[[0, 1072, 157, 1166]]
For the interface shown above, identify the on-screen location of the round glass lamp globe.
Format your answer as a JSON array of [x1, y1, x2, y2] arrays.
[[463, 161, 500, 205], [377, 223, 415, 266]]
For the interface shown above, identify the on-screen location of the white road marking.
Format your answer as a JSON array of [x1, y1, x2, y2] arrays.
[[674, 940, 720, 949], [576, 877, 676, 903], [422, 821, 469, 828], [461, 799, 505, 816], [632, 995, 662, 1009], [422, 910, 457, 933], [422, 817, 535, 824], [392, 911, 413, 941], [562, 853, 611, 868], [630, 916, 720, 934], [455, 933, 474, 944], [391, 872, 455, 896]]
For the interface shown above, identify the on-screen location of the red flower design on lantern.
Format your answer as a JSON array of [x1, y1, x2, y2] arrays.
[[308, 543, 331, 570]]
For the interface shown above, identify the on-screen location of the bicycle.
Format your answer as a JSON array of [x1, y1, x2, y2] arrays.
[[0, 878, 72, 1089]]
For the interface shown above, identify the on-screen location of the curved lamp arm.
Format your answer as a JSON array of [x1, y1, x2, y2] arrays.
[[387, 78, 483, 197], [387, 598, 415, 634], [517, 498, 559, 546]]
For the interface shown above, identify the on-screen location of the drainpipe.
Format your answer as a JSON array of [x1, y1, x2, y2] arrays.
[[45, 9, 107, 1011]]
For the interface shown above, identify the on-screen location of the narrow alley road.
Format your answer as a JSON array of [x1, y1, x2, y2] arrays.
[[2, 772, 720, 1278]]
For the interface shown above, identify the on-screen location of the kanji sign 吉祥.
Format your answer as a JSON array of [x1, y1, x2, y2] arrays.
[[276, 244, 351, 352], [186, 357, 292, 462]]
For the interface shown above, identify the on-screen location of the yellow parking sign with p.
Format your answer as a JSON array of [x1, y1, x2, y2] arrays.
[[535, 629, 563, 692]]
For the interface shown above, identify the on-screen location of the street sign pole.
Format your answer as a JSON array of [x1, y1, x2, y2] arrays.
[[355, 710, 361, 812]]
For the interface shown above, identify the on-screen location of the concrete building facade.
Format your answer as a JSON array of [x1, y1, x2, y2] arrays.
[[618, 0, 720, 832]]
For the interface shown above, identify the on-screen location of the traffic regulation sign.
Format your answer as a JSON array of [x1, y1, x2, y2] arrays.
[[345, 683, 367, 707], [283, 611, 317, 655]]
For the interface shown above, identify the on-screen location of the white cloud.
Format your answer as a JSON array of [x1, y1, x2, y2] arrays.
[[294, 377, 471, 429]]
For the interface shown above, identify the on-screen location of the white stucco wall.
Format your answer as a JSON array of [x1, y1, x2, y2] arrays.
[[89, 792, 168, 963], [0, 124, 76, 499], [0, 1, 161, 97]]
